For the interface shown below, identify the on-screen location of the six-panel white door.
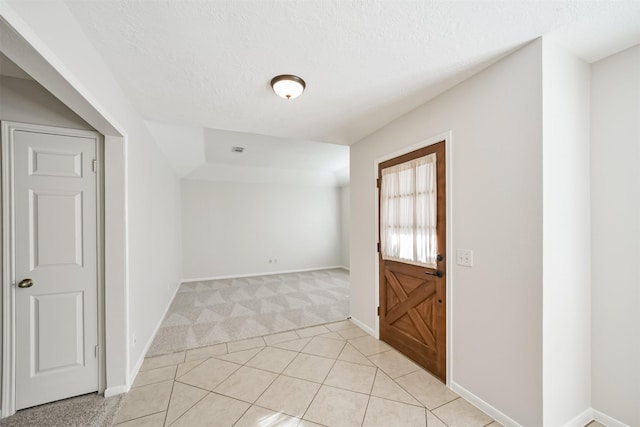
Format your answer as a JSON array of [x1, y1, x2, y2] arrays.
[[12, 126, 99, 410]]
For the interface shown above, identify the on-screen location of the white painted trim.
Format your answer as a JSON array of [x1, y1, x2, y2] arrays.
[[444, 131, 454, 386], [95, 135, 106, 395], [374, 132, 450, 165], [338, 265, 350, 271], [348, 316, 377, 338], [181, 266, 347, 283], [103, 385, 128, 398], [562, 408, 594, 427], [0, 3, 126, 138], [450, 381, 522, 427], [1, 121, 17, 417], [103, 135, 128, 395], [0, 121, 104, 417], [373, 130, 454, 385], [122, 134, 131, 388], [126, 279, 182, 390], [593, 409, 631, 427]]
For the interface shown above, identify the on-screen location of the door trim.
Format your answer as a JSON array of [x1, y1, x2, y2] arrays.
[[0, 121, 106, 417], [374, 131, 453, 385]]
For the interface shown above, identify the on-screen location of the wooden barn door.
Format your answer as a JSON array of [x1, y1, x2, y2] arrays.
[[378, 141, 446, 382]]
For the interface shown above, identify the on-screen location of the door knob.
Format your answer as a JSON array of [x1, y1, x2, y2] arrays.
[[17, 278, 33, 288]]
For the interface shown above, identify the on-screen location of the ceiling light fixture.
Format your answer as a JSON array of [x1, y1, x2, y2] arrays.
[[270, 74, 306, 100]]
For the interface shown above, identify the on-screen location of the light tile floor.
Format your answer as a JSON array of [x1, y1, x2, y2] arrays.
[[114, 321, 498, 427]]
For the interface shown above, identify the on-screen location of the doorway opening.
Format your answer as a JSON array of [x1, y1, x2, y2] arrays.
[[1, 121, 105, 413]]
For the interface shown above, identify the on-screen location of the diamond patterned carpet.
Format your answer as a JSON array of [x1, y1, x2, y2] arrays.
[[147, 269, 350, 356]]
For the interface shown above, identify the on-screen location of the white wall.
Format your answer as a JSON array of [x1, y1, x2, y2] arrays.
[[182, 180, 342, 279], [1, 0, 183, 392], [591, 44, 640, 427], [541, 40, 591, 426], [126, 130, 182, 370], [350, 40, 543, 426], [340, 185, 350, 268], [0, 75, 91, 130], [145, 120, 205, 177]]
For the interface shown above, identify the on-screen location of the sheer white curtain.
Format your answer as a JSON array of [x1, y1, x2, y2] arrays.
[[380, 153, 437, 268]]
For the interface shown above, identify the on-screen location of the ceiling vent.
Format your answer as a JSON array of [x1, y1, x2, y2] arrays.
[[231, 146, 245, 153]]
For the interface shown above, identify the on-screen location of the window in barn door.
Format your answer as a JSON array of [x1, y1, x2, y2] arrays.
[[380, 153, 437, 268]]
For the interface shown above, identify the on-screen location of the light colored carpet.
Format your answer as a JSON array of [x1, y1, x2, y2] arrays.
[[0, 393, 123, 427], [147, 268, 350, 356]]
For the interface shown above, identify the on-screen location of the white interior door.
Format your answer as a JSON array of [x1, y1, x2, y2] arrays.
[[10, 125, 99, 410]]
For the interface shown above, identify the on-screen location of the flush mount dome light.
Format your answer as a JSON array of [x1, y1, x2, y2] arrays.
[[270, 74, 306, 100]]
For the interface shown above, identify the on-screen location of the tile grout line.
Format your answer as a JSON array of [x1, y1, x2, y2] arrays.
[[235, 347, 282, 407], [248, 402, 302, 424], [388, 372, 432, 411], [164, 387, 208, 427], [173, 379, 211, 394], [431, 396, 461, 411], [360, 392, 373, 427], [113, 409, 166, 426], [359, 368, 381, 427], [297, 337, 345, 425], [112, 379, 175, 425], [162, 366, 185, 426], [161, 375, 178, 426], [174, 357, 208, 379], [229, 397, 254, 427], [429, 407, 450, 427]]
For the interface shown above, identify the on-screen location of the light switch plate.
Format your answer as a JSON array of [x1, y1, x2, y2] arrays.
[[456, 249, 473, 267]]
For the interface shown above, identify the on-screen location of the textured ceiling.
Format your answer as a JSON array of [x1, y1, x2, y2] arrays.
[[16, 0, 633, 183], [63, 0, 640, 146]]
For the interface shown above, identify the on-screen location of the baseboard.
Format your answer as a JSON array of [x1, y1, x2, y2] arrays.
[[126, 280, 182, 390], [0, 409, 14, 419], [450, 381, 522, 427], [348, 316, 377, 338], [557, 407, 632, 427], [593, 409, 631, 427], [104, 385, 128, 398], [182, 266, 348, 283], [563, 408, 594, 427], [338, 265, 350, 271]]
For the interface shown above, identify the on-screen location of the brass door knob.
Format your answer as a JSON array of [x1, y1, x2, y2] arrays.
[[17, 278, 33, 288]]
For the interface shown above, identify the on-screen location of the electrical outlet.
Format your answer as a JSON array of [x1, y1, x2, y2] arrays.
[[456, 249, 473, 267]]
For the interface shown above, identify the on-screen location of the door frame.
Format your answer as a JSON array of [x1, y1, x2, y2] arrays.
[[374, 131, 453, 385], [0, 121, 106, 416]]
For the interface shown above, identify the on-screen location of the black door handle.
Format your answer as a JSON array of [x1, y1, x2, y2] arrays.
[[425, 270, 443, 278]]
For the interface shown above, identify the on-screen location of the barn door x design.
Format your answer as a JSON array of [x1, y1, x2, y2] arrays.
[[385, 267, 437, 350]]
